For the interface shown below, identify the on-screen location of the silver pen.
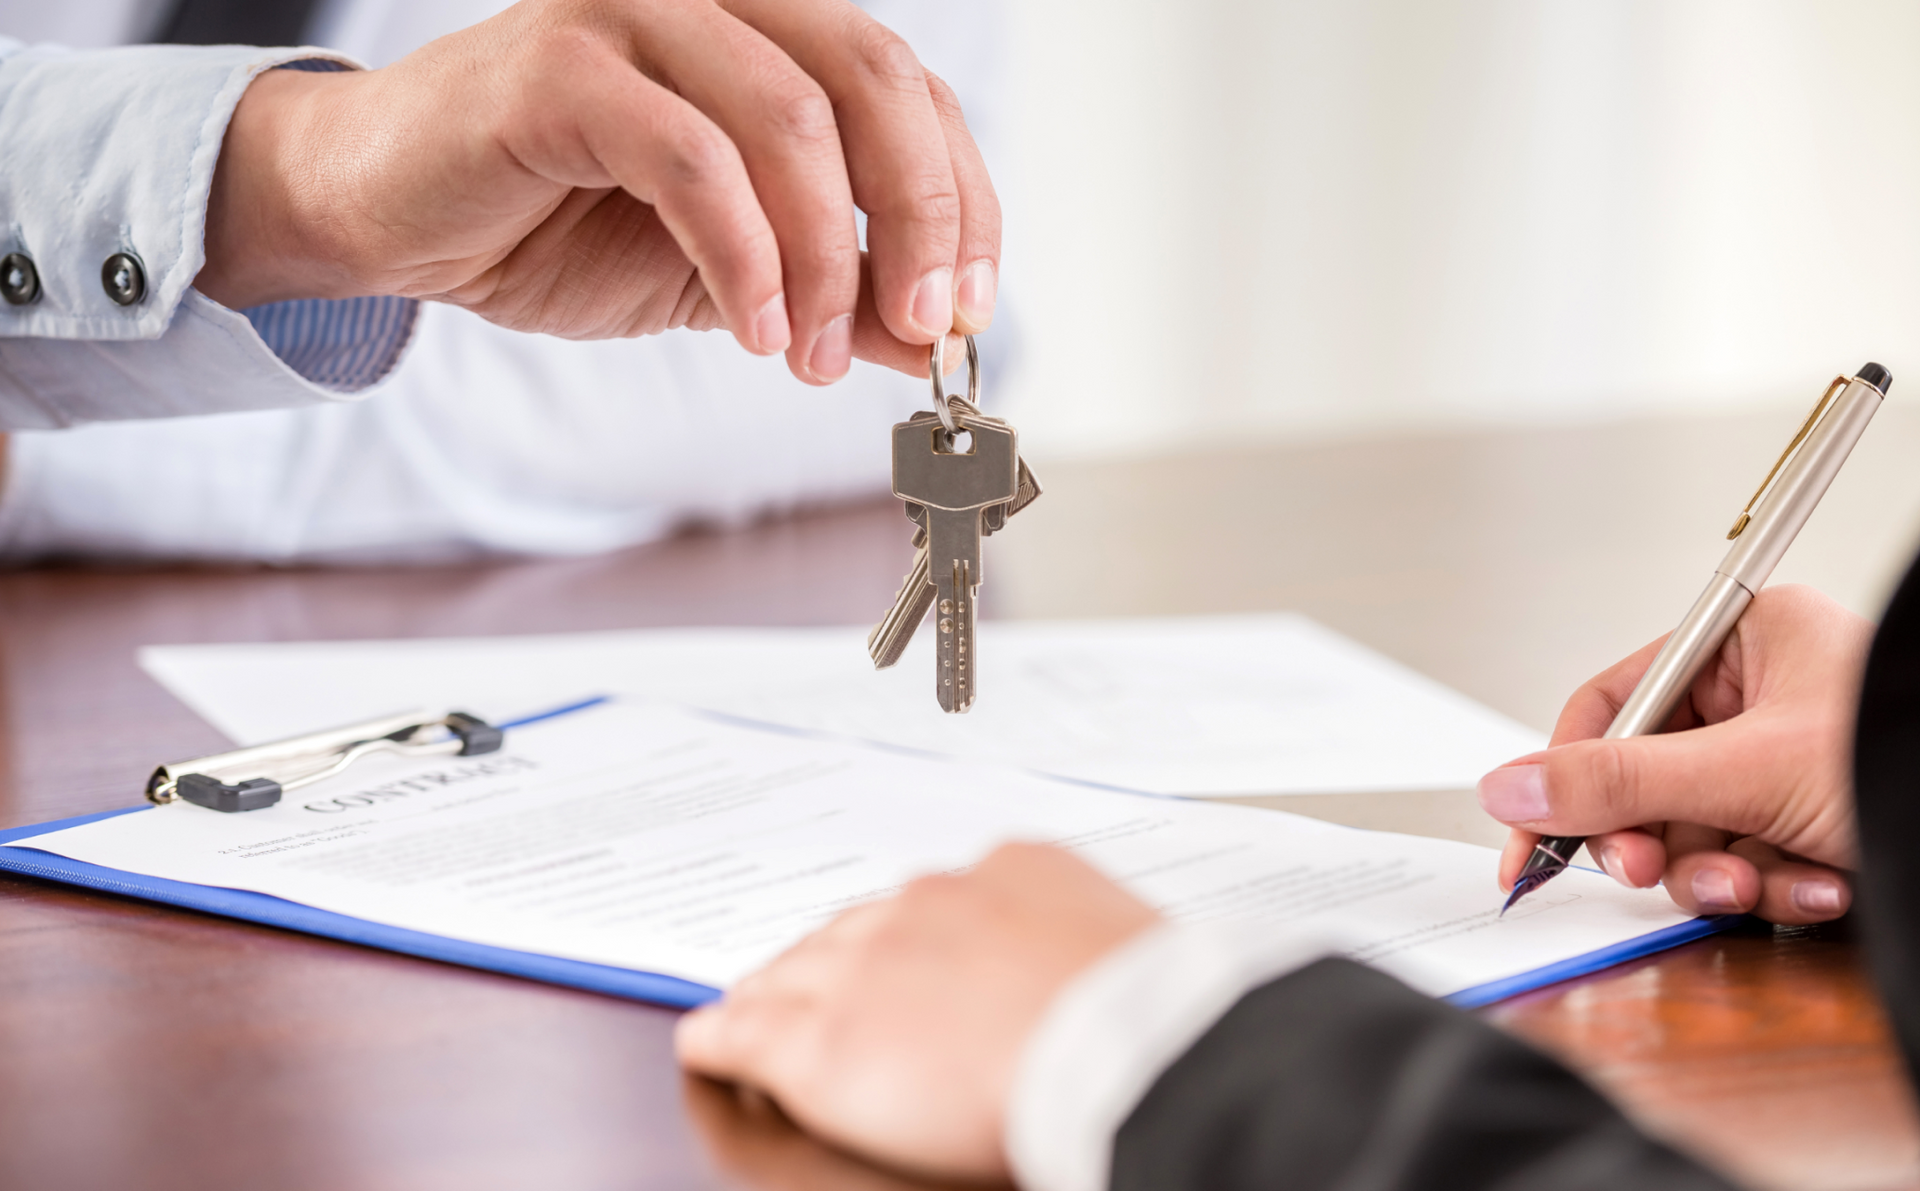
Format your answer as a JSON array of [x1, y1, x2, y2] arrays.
[[1504, 362, 1891, 913]]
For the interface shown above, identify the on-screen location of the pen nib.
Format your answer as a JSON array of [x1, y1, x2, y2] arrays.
[[1500, 871, 1554, 917]]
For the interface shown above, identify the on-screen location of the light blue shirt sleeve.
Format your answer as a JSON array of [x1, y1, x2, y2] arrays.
[[0, 37, 418, 428]]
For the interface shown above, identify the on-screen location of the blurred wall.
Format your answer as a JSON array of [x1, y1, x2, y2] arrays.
[[991, 1, 1920, 458]]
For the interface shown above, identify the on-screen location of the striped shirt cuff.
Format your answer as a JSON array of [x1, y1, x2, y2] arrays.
[[233, 61, 417, 393], [242, 294, 419, 392]]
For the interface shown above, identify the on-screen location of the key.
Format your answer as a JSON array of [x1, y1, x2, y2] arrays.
[[890, 413, 1021, 711], [985, 453, 1043, 534], [867, 412, 943, 668], [931, 396, 1042, 536], [867, 510, 934, 668], [868, 417, 1042, 670]]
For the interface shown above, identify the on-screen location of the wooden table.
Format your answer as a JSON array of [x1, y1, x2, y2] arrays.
[[3, 406, 1919, 1191]]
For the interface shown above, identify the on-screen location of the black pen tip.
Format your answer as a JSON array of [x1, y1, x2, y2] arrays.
[[1501, 871, 1554, 916], [1858, 362, 1892, 395]]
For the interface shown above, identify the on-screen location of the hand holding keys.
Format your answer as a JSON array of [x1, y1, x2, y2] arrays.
[[868, 336, 1041, 712]]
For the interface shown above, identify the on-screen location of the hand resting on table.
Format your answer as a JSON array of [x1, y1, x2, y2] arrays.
[[676, 843, 1158, 1183]]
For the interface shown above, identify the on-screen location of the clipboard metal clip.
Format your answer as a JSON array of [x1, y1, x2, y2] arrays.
[[146, 710, 505, 813]]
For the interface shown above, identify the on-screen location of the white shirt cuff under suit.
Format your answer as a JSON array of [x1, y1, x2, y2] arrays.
[[1004, 921, 1343, 1191], [0, 38, 417, 428]]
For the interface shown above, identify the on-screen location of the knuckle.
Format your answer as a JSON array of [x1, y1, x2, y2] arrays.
[[899, 871, 961, 907], [537, 23, 606, 70], [981, 841, 1051, 878], [1763, 582, 1817, 611], [1578, 744, 1636, 821], [920, 69, 972, 132], [762, 76, 838, 147], [922, 68, 959, 109], [996, 840, 1051, 863], [510, 28, 619, 122], [848, 21, 924, 90], [877, 176, 960, 231], [916, 182, 963, 228], [860, 906, 917, 952], [660, 122, 739, 189]]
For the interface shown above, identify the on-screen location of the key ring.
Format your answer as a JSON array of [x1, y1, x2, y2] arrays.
[[929, 334, 981, 435]]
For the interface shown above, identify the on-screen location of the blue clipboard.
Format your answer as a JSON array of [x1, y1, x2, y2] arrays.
[[0, 698, 1741, 1011], [0, 696, 723, 1010]]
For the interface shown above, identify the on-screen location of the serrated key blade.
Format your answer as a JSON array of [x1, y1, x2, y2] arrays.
[[869, 547, 935, 668]]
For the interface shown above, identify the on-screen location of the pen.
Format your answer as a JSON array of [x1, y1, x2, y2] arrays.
[[1503, 362, 1891, 913]]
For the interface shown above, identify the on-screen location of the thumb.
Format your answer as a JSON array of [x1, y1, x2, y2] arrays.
[[673, 1003, 737, 1077], [1477, 717, 1786, 841]]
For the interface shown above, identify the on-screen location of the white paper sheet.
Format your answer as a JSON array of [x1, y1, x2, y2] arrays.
[[7, 701, 1679, 996], [138, 615, 1545, 797]]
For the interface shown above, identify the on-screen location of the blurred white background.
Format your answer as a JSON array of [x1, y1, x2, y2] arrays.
[[989, 0, 1920, 459]]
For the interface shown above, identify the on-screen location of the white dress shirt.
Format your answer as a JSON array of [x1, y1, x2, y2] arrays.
[[0, 300, 933, 561]]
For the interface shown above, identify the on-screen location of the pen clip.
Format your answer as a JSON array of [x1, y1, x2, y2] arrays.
[[1727, 375, 1849, 539]]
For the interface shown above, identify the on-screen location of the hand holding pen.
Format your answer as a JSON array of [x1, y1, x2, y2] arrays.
[[1486, 365, 1888, 921], [1482, 585, 1867, 923]]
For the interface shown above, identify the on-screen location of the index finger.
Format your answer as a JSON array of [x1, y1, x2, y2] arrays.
[[507, 38, 791, 356], [725, 0, 971, 346], [676, 900, 891, 1081], [1548, 633, 1672, 746], [619, 3, 864, 383]]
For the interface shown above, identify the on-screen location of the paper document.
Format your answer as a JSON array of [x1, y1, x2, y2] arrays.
[[140, 615, 1545, 797], [7, 701, 1681, 997]]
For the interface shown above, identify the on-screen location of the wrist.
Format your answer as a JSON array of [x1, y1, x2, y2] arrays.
[[196, 67, 367, 309], [1006, 921, 1342, 1191]]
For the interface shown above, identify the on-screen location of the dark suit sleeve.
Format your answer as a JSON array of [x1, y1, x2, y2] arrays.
[[1854, 552, 1920, 1084], [1111, 957, 1734, 1191]]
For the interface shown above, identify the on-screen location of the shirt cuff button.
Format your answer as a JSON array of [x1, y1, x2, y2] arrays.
[[102, 252, 147, 306], [1, 253, 40, 306]]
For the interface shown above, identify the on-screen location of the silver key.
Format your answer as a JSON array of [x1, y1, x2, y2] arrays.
[[869, 416, 1041, 670], [868, 510, 934, 668], [890, 413, 1020, 712], [867, 411, 942, 668], [985, 453, 1043, 534]]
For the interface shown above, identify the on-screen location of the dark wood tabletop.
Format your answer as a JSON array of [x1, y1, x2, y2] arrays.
[[0, 484, 1914, 1191]]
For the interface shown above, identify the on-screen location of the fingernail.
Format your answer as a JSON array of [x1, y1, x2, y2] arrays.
[[1792, 879, 1845, 915], [1476, 765, 1548, 822], [1594, 844, 1624, 884], [956, 261, 996, 328], [754, 293, 790, 354], [809, 314, 852, 381], [1692, 869, 1740, 913], [911, 268, 954, 338]]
